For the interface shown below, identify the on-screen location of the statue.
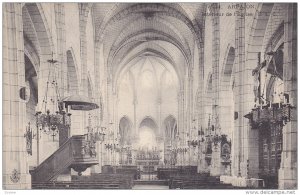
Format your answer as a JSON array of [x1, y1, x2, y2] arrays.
[[252, 52, 266, 105]]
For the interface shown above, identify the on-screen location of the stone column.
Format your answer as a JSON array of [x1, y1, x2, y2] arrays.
[[233, 3, 260, 181], [114, 95, 119, 166], [187, 74, 193, 165], [79, 3, 89, 96], [156, 97, 164, 158], [210, 3, 222, 176], [78, 3, 91, 132], [177, 89, 184, 162], [196, 16, 206, 172], [157, 97, 162, 136], [133, 98, 138, 137], [3, 3, 31, 189], [55, 3, 67, 99], [55, 3, 70, 149], [278, 3, 297, 189]]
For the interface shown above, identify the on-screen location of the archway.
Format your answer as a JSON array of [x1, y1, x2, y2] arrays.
[[22, 3, 58, 165], [25, 54, 39, 168], [119, 116, 133, 146], [219, 45, 235, 176], [136, 116, 160, 177], [119, 116, 133, 165], [163, 115, 177, 167], [22, 2, 55, 166], [138, 117, 158, 150], [66, 49, 79, 95], [258, 43, 284, 189]]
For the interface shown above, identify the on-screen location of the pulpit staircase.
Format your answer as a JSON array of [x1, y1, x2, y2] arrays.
[[31, 135, 98, 187]]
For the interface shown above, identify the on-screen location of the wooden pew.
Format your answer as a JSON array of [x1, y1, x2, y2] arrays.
[[169, 174, 235, 189], [32, 173, 134, 189]]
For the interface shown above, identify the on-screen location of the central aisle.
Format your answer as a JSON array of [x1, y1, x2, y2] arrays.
[[132, 185, 169, 190]]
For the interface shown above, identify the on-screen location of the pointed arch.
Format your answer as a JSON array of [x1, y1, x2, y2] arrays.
[[23, 3, 54, 58], [66, 48, 79, 95], [119, 116, 133, 145], [163, 115, 177, 139], [221, 45, 235, 91], [139, 116, 158, 135]]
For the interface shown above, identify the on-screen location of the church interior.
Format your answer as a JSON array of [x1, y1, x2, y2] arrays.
[[2, 2, 297, 190]]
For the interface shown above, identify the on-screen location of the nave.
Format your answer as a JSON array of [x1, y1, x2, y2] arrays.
[[2, 2, 297, 190]]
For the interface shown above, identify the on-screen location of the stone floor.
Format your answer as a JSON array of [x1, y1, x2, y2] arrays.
[[132, 184, 169, 190]]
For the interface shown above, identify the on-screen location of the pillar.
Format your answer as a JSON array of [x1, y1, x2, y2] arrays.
[[233, 3, 260, 181], [3, 3, 31, 189], [177, 89, 184, 163], [210, 3, 222, 176], [278, 3, 297, 189]]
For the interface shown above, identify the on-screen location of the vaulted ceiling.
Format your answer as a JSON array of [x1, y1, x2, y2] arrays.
[[92, 3, 207, 84]]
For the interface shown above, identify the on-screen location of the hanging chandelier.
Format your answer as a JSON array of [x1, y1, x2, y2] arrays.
[[34, 5, 74, 141], [35, 53, 71, 141], [36, 110, 71, 140], [85, 114, 105, 143]]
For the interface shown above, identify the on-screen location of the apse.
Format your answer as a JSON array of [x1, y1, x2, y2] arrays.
[[117, 55, 179, 139], [137, 117, 158, 150], [138, 127, 157, 150]]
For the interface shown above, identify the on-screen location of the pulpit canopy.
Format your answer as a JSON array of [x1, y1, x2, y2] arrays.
[[62, 94, 99, 111]]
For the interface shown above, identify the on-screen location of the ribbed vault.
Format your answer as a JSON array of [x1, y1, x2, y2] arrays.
[[92, 3, 206, 89]]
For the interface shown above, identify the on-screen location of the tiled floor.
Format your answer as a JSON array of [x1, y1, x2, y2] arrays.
[[132, 185, 169, 190]]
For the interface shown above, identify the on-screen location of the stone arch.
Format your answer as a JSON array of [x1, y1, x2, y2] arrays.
[[113, 46, 183, 92], [265, 44, 284, 103], [246, 3, 274, 63], [162, 115, 178, 166], [23, 3, 55, 116], [94, 3, 205, 92], [139, 116, 158, 135], [24, 37, 40, 72], [96, 3, 202, 48], [66, 48, 79, 95], [108, 29, 192, 69], [119, 116, 133, 145], [163, 115, 177, 139], [221, 46, 235, 90], [219, 45, 235, 138], [24, 45, 39, 167], [241, 3, 285, 185], [117, 47, 177, 76], [25, 54, 38, 126], [262, 21, 284, 103], [112, 16, 191, 57], [245, 3, 279, 105], [264, 22, 284, 55], [23, 3, 54, 58], [261, 18, 284, 104]]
